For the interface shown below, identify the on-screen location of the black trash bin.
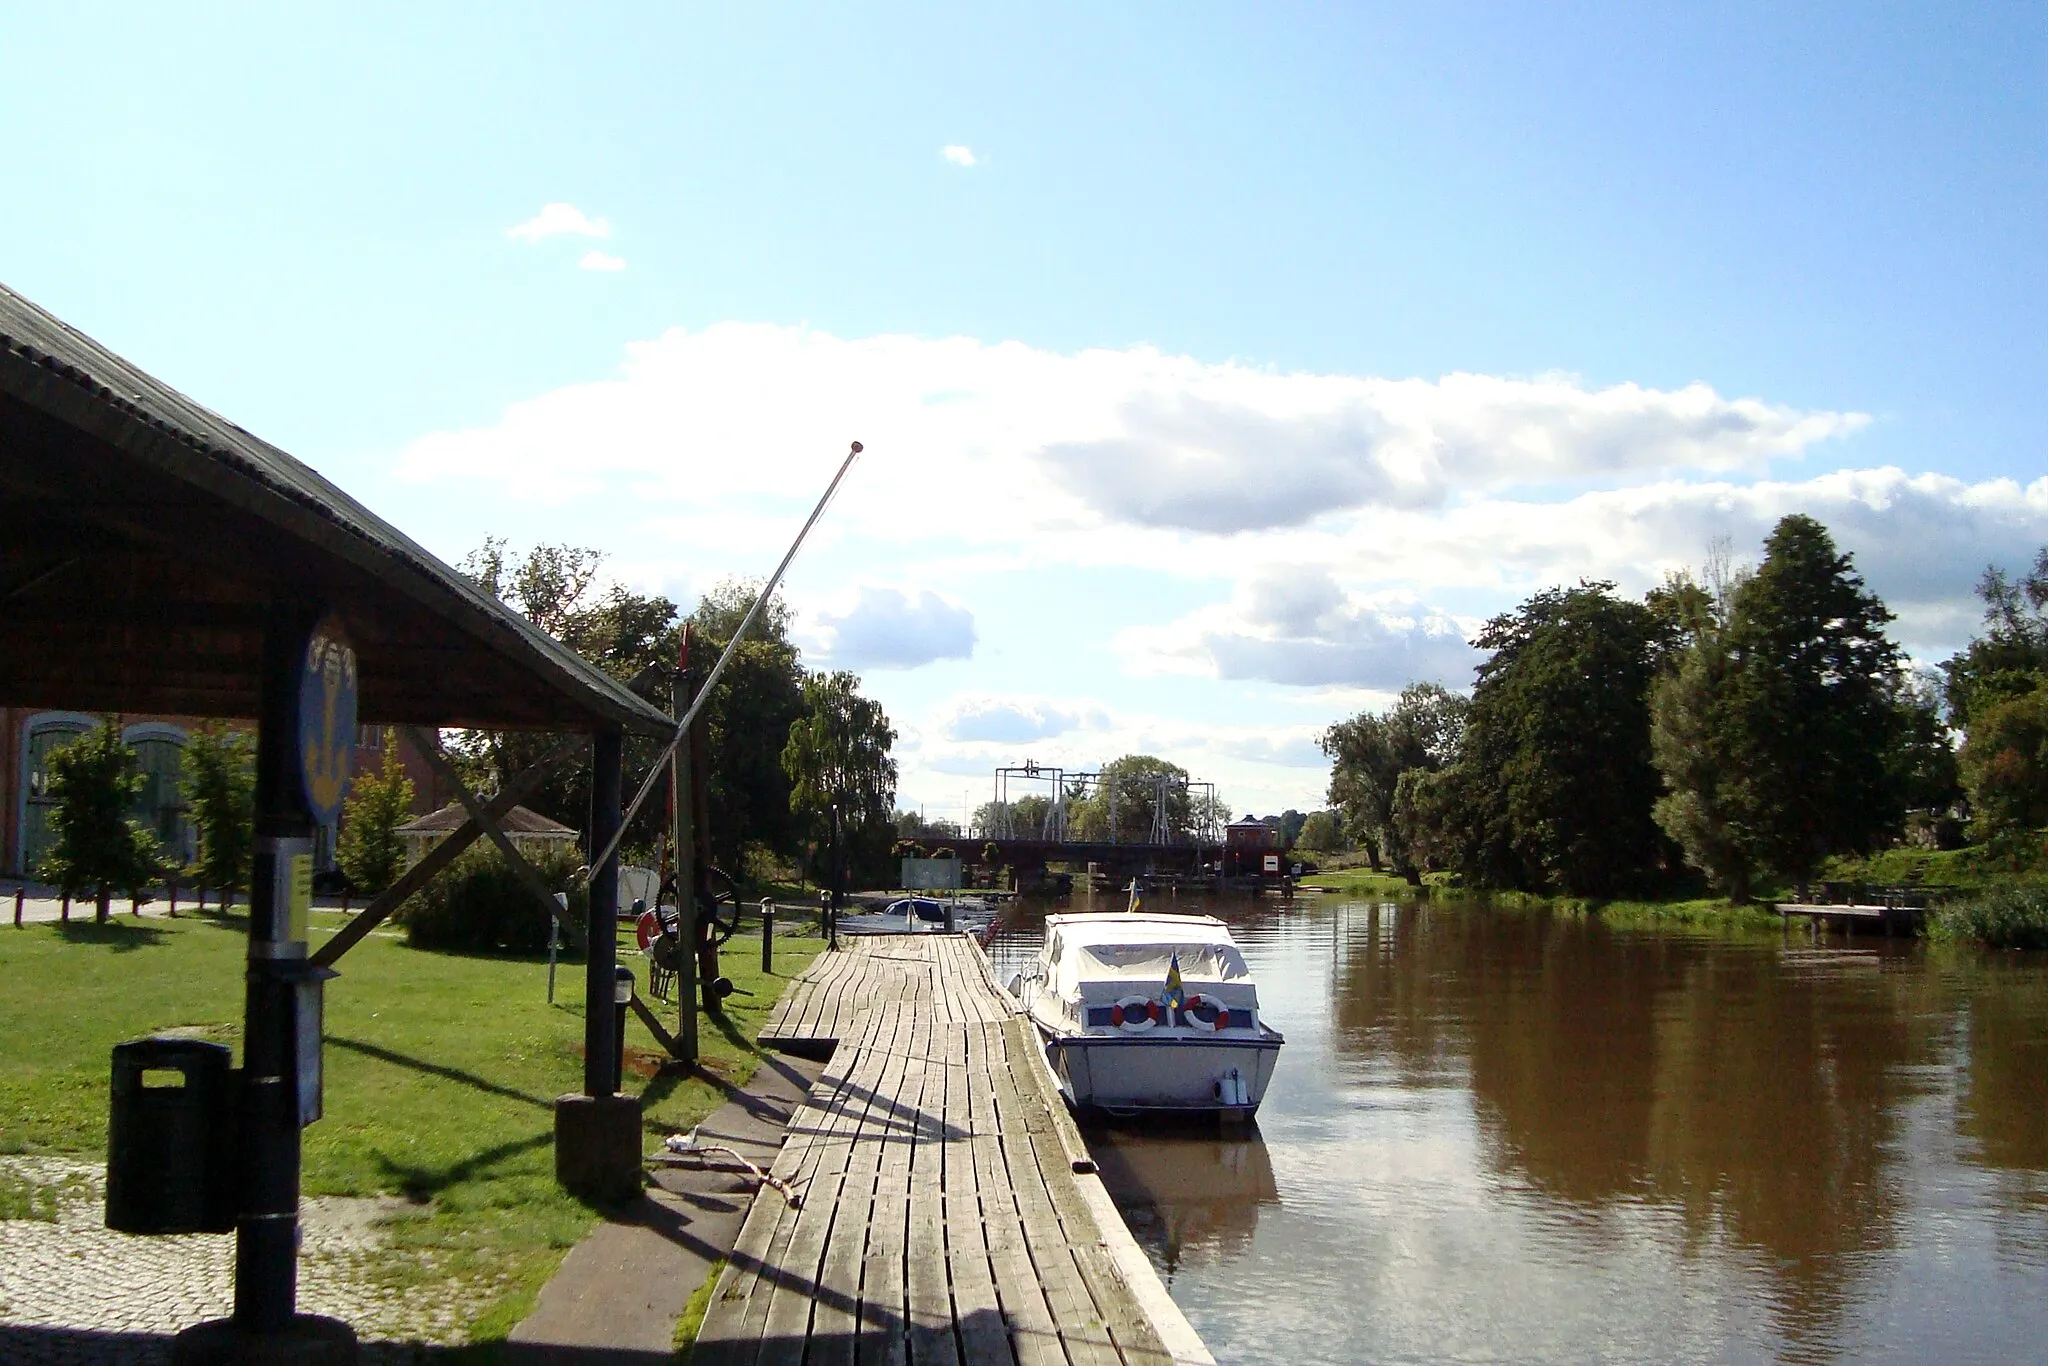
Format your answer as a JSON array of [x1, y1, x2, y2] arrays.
[[106, 1037, 237, 1234]]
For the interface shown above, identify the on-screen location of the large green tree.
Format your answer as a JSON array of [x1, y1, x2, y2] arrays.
[[1322, 682, 1468, 878], [452, 540, 683, 854], [1444, 583, 1674, 897], [184, 725, 255, 906], [1959, 690, 2048, 851], [686, 579, 808, 880], [1064, 755, 1223, 844], [782, 670, 899, 886], [37, 719, 167, 921], [1714, 515, 1904, 888], [1940, 547, 2048, 729]]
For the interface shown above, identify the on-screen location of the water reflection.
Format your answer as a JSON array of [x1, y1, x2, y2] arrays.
[[1087, 1124, 1279, 1279], [991, 895, 2048, 1365]]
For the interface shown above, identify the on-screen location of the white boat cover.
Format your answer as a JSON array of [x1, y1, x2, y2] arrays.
[[1043, 914, 1256, 1006]]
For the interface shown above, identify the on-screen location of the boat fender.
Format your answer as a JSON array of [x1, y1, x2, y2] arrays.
[[1182, 994, 1230, 1032], [1111, 994, 1157, 1031]]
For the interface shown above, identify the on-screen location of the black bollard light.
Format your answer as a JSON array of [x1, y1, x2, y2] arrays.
[[612, 966, 634, 1095]]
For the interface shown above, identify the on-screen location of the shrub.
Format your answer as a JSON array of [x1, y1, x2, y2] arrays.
[[1927, 884, 2048, 951], [399, 842, 588, 955], [337, 746, 415, 894]]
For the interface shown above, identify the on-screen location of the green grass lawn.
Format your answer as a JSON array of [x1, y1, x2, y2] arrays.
[[0, 909, 819, 1347]]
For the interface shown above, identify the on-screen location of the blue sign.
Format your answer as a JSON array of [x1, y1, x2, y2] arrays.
[[297, 616, 358, 824]]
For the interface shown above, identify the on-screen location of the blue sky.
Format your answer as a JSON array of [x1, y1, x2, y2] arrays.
[[5, 4, 2045, 821]]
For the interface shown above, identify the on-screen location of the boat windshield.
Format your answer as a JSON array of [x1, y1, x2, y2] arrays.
[[1051, 940, 1250, 998]]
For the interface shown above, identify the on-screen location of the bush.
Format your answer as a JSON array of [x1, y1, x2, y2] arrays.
[[1927, 884, 2048, 951], [399, 843, 588, 955]]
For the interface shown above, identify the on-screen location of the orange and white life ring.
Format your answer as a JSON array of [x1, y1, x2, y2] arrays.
[[1109, 995, 1158, 1031], [1181, 994, 1232, 1031], [636, 910, 661, 952]]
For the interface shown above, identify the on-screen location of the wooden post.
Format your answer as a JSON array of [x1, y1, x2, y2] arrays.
[[670, 627, 698, 1065], [168, 880, 178, 918], [585, 732, 624, 1097], [12, 885, 22, 926], [761, 898, 774, 971], [60, 892, 69, 922]]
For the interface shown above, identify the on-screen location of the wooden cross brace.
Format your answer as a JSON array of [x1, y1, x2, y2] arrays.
[[309, 731, 584, 969]]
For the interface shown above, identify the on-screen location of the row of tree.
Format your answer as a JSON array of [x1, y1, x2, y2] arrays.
[[448, 541, 901, 889], [32, 540, 904, 913], [1324, 515, 2034, 901]]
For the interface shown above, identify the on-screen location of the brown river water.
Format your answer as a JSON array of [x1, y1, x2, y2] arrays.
[[984, 894, 2048, 1365]]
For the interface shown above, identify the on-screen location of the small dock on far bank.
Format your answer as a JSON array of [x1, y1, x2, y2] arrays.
[[694, 935, 1213, 1366], [1775, 882, 1956, 936]]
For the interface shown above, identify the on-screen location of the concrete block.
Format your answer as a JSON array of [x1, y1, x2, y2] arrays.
[[554, 1092, 643, 1203]]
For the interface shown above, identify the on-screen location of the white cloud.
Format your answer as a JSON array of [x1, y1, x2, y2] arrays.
[[941, 145, 978, 167], [940, 696, 1103, 743], [812, 587, 976, 669], [578, 249, 627, 272], [507, 202, 612, 243], [1122, 570, 1481, 689], [395, 324, 1867, 545]]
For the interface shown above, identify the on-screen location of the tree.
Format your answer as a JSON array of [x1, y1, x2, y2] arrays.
[[687, 579, 808, 880], [1651, 622, 1755, 900], [1064, 756, 1211, 844], [1261, 810, 1309, 846], [451, 540, 683, 855], [973, 794, 1055, 839], [184, 725, 255, 906], [1323, 683, 1468, 878], [1959, 690, 2048, 853], [1296, 809, 1347, 853], [36, 719, 167, 921], [1941, 547, 2048, 729], [782, 671, 899, 886], [1713, 515, 1903, 888], [1446, 583, 1674, 897], [337, 746, 416, 894]]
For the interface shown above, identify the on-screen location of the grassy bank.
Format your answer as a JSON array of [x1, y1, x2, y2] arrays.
[[1304, 866, 1786, 930], [0, 909, 817, 1347]]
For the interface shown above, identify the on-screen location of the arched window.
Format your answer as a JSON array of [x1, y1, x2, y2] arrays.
[[17, 712, 94, 877], [122, 723, 191, 865]]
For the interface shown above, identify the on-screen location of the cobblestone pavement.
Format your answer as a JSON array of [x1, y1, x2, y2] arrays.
[[0, 1156, 500, 1364]]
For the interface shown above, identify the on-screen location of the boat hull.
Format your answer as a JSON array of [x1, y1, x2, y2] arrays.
[[1036, 1024, 1282, 1119]]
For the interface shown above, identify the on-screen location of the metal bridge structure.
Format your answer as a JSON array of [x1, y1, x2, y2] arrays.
[[962, 761, 1225, 882]]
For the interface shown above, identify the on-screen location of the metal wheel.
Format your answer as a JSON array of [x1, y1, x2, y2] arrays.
[[656, 866, 744, 947]]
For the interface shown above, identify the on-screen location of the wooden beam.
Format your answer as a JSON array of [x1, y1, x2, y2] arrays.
[[401, 726, 591, 946], [309, 734, 582, 968]]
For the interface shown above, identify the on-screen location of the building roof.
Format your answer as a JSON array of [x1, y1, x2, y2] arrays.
[[0, 282, 675, 735], [397, 803, 578, 837]]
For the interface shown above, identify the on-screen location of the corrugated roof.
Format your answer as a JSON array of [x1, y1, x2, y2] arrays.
[[0, 282, 675, 735]]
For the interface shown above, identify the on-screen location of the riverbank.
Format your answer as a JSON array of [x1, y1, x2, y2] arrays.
[[0, 910, 818, 1351]]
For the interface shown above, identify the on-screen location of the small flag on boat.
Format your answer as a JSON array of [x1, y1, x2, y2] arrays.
[[1164, 953, 1186, 1011]]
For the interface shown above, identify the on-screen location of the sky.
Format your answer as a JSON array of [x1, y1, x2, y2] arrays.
[[4, 3, 2045, 824]]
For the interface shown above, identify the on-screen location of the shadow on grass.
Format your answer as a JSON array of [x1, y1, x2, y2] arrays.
[[53, 920, 169, 951], [326, 1035, 554, 1112], [372, 1129, 554, 1202]]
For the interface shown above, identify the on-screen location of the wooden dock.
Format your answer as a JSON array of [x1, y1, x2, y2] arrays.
[[694, 935, 1214, 1366]]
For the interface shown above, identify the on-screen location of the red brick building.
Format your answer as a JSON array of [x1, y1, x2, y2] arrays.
[[0, 709, 446, 878]]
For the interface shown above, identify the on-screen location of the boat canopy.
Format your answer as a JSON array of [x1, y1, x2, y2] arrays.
[[1043, 914, 1253, 1002]]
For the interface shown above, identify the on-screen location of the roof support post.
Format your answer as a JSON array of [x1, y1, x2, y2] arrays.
[[552, 728, 639, 1202], [585, 730, 623, 1096]]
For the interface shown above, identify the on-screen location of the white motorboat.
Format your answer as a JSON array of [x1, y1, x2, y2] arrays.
[[1011, 912, 1283, 1119]]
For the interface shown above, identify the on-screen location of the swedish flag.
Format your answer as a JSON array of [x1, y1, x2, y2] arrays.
[[1163, 953, 1186, 1011]]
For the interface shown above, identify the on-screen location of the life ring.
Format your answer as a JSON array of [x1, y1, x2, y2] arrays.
[[636, 910, 661, 952], [1109, 995, 1157, 1032], [1182, 994, 1231, 1031]]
